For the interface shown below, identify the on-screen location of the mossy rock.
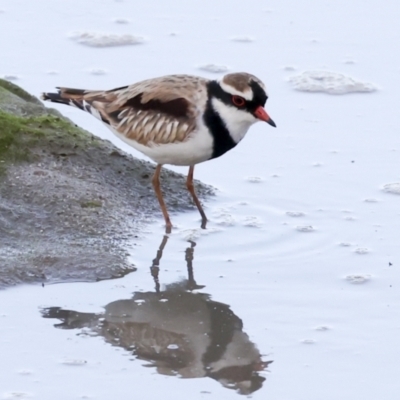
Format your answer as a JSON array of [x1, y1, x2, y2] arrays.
[[0, 79, 48, 117], [0, 111, 95, 174], [0, 78, 101, 175], [0, 79, 42, 104]]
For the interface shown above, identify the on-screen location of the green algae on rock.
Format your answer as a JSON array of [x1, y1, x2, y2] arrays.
[[0, 111, 90, 173]]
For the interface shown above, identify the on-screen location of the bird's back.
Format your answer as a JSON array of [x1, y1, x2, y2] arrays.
[[42, 74, 210, 145]]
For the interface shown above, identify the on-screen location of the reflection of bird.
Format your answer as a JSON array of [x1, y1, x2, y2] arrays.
[[41, 236, 272, 394], [42, 289, 268, 394], [42, 73, 276, 232]]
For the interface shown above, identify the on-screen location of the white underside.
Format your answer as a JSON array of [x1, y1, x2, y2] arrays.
[[109, 124, 214, 166], [106, 99, 257, 166]]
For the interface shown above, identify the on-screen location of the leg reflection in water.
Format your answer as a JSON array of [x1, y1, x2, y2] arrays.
[[150, 236, 204, 293], [41, 236, 272, 395]]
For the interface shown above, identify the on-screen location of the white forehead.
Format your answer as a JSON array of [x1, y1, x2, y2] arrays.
[[219, 81, 254, 101]]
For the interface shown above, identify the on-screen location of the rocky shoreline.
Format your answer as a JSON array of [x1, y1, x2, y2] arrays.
[[0, 79, 213, 288]]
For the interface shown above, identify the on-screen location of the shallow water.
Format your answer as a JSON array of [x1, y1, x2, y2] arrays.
[[1, 0, 400, 398], [1, 207, 399, 399]]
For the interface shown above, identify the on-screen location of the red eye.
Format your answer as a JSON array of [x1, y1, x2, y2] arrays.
[[232, 95, 246, 107]]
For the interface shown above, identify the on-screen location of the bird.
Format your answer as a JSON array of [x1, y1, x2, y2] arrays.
[[42, 72, 276, 233]]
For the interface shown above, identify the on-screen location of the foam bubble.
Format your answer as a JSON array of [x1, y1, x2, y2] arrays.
[[242, 216, 262, 228], [89, 68, 107, 75], [199, 64, 229, 73], [364, 198, 379, 203], [286, 211, 305, 217], [17, 369, 33, 376], [2, 392, 32, 399], [301, 339, 316, 344], [180, 226, 222, 241], [69, 31, 145, 47], [245, 176, 264, 183], [346, 274, 371, 284], [215, 213, 235, 227], [2, 75, 19, 81], [296, 225, 314, 232], [354, 248, 369, 254], [288, 71, 377, 94], [230, 36, 255, 42], [113, 18, 130, 24], [60, 359, 87, 366], [383, 182, 400, 195], [315, 326, 330, 331]]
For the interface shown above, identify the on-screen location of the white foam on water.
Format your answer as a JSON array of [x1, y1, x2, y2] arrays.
[[245, 176, 264, 183], [2, 392, 33, 399], [288, 70, 377, 94], [354, 247, 370, 254], [286, 211, 305, 217], [198, 64, 229, 73], [345, 274, 371, 283], [88, 68, 107, 75], [296, 225, 315, 232], [113, 18, 130, 24], [230, 35, 255, 42], [383, 182, 400, 195], [2, 75, 19, 81], [69, 31, 145, 47]]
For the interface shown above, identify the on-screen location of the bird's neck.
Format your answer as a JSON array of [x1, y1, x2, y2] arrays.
[[205, 80, 254, 146], [210, 98, 253, 144], [203, 94, 237, 160]]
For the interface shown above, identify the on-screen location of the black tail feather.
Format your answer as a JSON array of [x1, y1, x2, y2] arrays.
[[41, 91, 68, 104], [41, 88, 109, 124], [41, 90, 85, 111]]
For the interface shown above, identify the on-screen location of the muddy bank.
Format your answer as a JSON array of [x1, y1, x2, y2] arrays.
[[0, 79, 213, 288]]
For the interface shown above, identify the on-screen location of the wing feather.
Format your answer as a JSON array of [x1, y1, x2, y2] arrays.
[[52, 75, 209, 145], [75, 74, 209, 145]]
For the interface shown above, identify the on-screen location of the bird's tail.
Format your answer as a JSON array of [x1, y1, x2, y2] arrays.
[[41, 87, 88, 111]]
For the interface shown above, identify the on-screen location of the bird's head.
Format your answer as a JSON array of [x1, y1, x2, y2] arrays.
[[212, 72, 276, 129]]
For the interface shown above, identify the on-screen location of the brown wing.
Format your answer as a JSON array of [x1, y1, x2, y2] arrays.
[[58, 75, 209, 145]]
